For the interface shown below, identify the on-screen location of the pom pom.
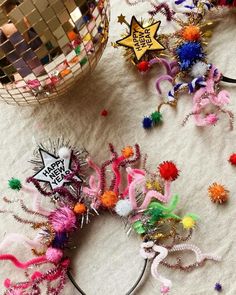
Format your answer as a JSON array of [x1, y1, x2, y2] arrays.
[[181, 216, 196, 229], [115, 199, 133, 217], [137, 61, 150, 72], [8, 178, 21, 191], [74, 203, 87, 214], [100, 191, 118, 208], [101, 109, 108, 116], [181, 25, 201, 41], [176, 41, 204, 70], [151, 111, 162, 125], [160, 285, 170, 294], [122, 146, 134, 158], [142, 117, 153, 129], [58, 147, 71, 159], [52, 232, 69, 249], [190, 61, 208, 78], [49, 206, 76, 232], [214, 282, 222, 292], [158, 161, 179, 181], [46, 247, 63, 263], [229, 153, 236, 165], [205, 113, 219, 125], [208, 183, 229, 204]]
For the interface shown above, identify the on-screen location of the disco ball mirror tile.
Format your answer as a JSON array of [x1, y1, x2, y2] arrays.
[[0, 0, 110, 105]]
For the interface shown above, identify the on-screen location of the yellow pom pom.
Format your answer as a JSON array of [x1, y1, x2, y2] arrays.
[[100, 191, 118, 208], [122, 146, 134, 158], [181, 216, 196, 229]]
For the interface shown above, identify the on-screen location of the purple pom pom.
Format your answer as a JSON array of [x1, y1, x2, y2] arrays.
[[214, 283, 222, 292]]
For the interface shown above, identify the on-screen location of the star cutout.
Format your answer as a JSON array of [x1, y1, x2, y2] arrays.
[[33, 148, 82, 190], [117, 14, 127, 25], [116, 16, 165, 60]]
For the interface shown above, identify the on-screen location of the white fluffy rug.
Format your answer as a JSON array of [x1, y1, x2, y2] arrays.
[[0, 1, 236, 294]]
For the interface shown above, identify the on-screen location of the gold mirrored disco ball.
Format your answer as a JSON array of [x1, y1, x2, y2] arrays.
[[0, 0, 109, 105]]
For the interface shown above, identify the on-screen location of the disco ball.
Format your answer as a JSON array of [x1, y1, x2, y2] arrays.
[[0, 0, 110, 105]]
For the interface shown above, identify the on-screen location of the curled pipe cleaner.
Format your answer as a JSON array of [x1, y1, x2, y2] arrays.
[[140, 241, 172, 293], [123, 168, 145, 197], [0, 254, 47, 269], [0, 233, 43, 252], [21, 184, 51, 217], [169, 243, 221, 262], [111, 154, 126, 194], [148, 2, 174, 21]]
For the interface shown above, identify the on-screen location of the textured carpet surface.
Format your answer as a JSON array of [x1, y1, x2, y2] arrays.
[[0, 1, 236, 295]]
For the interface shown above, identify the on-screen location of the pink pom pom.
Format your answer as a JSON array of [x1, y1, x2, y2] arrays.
[[4, 278, 11, 288], [206, 114, 219, 125], [160, 285, 170, 294], [49, 206, 76, 232], [46, 247, 63, 263]]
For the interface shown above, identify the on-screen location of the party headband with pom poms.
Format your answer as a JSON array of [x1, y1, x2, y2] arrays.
[[0, 140, 220, 295], [116, 0, 236, 130]]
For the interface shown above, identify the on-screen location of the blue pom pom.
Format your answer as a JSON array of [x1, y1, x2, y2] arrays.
[[176, 41, 204, 70], [52, 232, 69, 249], [214, 283, 222, 292], [142, 117, 153, 129]]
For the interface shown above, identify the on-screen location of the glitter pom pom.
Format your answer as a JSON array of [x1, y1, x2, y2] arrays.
[[100, 191, 118, 208], [49, 206, 76, 232], [158, 161, 179, 181], [8, 178, 22, 191], [115, 199, 132, 217], [208, 183, 229, 204], [229, 153, 236, 165]]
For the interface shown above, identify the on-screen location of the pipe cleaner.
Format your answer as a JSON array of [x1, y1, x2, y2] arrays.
[[0, 142, 220, 294], [116, 0, 235, 130]]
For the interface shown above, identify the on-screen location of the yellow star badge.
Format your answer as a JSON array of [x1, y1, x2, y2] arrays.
[[116, 16, 165, 60]]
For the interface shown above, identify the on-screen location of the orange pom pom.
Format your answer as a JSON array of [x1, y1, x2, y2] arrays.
[[208, 183, 229, 204], [74, 203, 87, 214], [100, 191, 118, 208], [122, 146, 134, 158], [181, 25, 201, 41]]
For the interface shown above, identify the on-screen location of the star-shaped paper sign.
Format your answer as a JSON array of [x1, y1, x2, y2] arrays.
[[33, 148, 82, 190], [116, 16, 165, 60]]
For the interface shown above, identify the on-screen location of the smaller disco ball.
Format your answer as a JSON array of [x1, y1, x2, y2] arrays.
[[0, 0, 109, 105]]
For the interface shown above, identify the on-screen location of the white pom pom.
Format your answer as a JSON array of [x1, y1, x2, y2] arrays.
[[58, 147, 71, 159], [115, 199, 132, 217], [190, 62, 209, 78]]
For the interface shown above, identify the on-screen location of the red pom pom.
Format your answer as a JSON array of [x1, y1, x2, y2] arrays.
[[101, 109, 108, 116], [158, 161, 179, 181], [229, 153, 236, 165], [137, 61, 150, 72]]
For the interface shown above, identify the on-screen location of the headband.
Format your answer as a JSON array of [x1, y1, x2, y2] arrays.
[[0, 141, 220, 295], [116, 0, 236, 130]]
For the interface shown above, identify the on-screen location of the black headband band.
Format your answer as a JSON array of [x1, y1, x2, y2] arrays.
[[67, 259, 148, 295]]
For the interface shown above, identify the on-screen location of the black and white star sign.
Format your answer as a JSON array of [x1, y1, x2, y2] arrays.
[[33, 148, 82, 190]]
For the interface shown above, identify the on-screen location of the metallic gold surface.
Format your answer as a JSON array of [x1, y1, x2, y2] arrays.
[[0, 0, 110, 105]]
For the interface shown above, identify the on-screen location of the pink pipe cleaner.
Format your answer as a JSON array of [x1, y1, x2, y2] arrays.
[[192, 66, 232, 128], [21, 185, 51, 217], [0, 233, 43, 252], [0, 254, 47, 269]]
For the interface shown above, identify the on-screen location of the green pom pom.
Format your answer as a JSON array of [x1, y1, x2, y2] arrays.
[[151, 111, 162, 125], [8, 178, 22, 191]]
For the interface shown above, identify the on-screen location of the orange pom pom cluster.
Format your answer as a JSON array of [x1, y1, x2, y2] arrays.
[[100, 191, 118, 208], [181, 25, 201, 41], [208, 183, 229, 204], [158, 161, 179, 181], [74, 203, 87, 214], [122, 146, 134, 158]]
